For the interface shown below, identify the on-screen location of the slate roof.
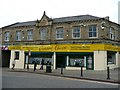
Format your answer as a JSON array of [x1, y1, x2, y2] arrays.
[[53, 15, 101, 23], [3, 15, 101, 28], [3, 21, 36, 28]]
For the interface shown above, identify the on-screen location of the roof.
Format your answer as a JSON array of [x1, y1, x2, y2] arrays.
[[12, 21, 36, 27], [53, 15, 101, 23], [2, 14, 102, 28], [2, 21, 36, 28]]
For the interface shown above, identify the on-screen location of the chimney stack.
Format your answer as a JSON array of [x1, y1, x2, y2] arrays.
[[104, 16, 109, 20]]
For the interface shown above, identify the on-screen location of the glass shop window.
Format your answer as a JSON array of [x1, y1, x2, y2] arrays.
[[107, 53, 116, 64], [15, 51, 19, 60], [69, 58, 84, 67]]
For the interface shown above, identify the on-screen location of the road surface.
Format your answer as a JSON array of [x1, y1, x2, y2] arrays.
[[2, 70, 119, 88]]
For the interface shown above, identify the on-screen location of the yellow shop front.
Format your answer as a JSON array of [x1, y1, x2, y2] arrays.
[[8, 44, 120, 70]]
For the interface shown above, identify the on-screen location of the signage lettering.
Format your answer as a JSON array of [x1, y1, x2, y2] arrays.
[[71, 46, 90, 50], [55, 45, 67, 50], [8, 44, 120, 52]]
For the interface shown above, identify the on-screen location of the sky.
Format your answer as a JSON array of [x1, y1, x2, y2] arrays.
[[0, 0, 119, 28]]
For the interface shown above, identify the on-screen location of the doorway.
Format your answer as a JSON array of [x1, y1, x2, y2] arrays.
[[2, 50, 11, 67], [86, 55, 94, 70], [56, 54, 66, 68]]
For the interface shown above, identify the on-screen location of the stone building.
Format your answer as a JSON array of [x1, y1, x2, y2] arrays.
[[1, 12, 120, 70]]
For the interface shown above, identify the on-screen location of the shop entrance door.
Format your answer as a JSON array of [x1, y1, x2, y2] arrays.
[[56, 55, 66, 68], [2, 50, 11, 67], [86, 56, 94, 70]]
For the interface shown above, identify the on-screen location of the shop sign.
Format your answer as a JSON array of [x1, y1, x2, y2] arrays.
[[39, 46, 53, 51], [8, 44, 120, 52], [54, 45, 69, 52], [8, 46, 21, 50], [104, 45, 119, 52], [1, 46, 8, 50], [70, 46, 90, 50]]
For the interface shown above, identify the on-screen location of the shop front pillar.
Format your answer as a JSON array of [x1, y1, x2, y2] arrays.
[[84, 56, 87, 67], [94, 51, 107, 70], [66, 56, 69, 66], [116, 52, 119, 67], [53, 52, 56, 69], [9, 50, 14, 69]]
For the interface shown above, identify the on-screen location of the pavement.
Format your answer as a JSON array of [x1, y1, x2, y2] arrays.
[[2, 67, 120, 84]]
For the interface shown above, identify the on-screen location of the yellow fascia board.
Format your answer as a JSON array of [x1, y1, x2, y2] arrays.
[[8, 44, 120, 52]]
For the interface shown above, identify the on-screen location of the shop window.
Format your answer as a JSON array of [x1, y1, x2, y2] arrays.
[[28, 57, 52, 65], [107, 53, 116, 64], [15, 51, 19, 60], [69, 58, 84, 67]]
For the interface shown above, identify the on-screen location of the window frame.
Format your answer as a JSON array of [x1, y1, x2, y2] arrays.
[[72, 26, 81, 39], [56, 27, 64, 39], [16, 30, 21, 41], [27, 29, 33, 41], [40, 29, 47, 40], [109, 27, 114, 40], [4, 31, 10, 41], [88, 25, 98, 38]]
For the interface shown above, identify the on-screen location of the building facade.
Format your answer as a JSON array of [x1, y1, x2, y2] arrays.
[[118, 1, 120, 70], [0, 28, 2, 67], [1, 12, 120, 70]]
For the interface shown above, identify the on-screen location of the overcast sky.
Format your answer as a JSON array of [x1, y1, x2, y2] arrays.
[[0, 0, 119, 27]]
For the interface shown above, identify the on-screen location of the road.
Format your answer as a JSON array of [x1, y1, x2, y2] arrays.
[[2, 70, 119, 88]]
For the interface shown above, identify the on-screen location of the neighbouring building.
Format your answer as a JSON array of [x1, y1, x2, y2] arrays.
[[1, 11, 120, 70], [0, 28, 2, 67], [118, 1, 120, 24], [0, 28, 2, 45]]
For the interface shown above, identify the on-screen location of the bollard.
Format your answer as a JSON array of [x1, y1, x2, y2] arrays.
[[107, 66, 110, 79], [81, 66, 83, 77], [61, 65, 63, 74], [27, 64, 29, 70]]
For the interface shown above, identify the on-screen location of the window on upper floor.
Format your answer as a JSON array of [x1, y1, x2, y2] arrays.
[[16, 31, 21, 41], [4, 31, 10, 41], [72, 26, 80, 39], [27, 30, 33, 40], [114, 31, 118, 40], [40, 29, 47, 40], [109, 28, 114, 40], [56, 27, 64, 39], [88, 25, 97, 38]]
